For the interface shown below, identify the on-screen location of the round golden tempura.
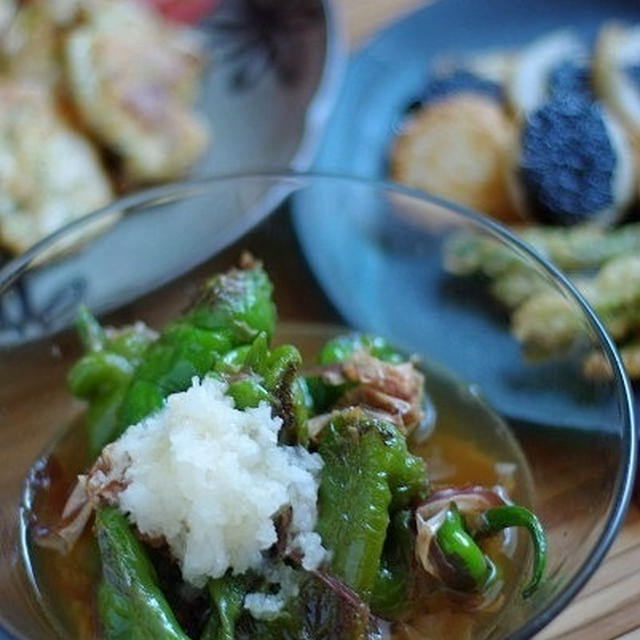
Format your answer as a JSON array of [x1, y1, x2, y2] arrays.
[[0, 80, 113, 255], [391, 95, 521, 224]]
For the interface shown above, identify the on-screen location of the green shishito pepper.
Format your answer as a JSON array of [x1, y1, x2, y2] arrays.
[[431, 501, 547, 599], [307, 333, 406, 413], [370, 510, 416, 619], [479, 504, 547, 598], [317, 333, 405, 365], [315, 409, 429, 601], [214, 332, 311, 445], [436, 503, 495, 592], [234, 572, 371, 640], [200, 575, 252, 640], [67, 307, 157, 458], [116, 264, 276, 440], [95, 506, 190, 640], [70, 264, 276, 453]]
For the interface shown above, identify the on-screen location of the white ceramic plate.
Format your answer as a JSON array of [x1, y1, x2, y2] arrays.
[[0, 0, 345, 345]]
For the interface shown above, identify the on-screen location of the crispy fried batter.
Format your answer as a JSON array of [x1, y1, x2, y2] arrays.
[[64, 0, 210, 184], [391, 95, 520, 223], [0, 80, 113, 253]]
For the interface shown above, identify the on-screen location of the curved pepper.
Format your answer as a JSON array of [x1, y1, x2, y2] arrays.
[[424, 500, 547, 599], [435, 503, 495, 592], [478, 504, 547, 598], [95, 506, 190, 640]]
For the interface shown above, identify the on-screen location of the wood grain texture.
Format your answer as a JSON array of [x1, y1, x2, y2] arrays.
[[338, 1, 640, 638]]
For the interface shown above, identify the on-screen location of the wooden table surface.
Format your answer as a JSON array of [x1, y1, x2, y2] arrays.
[[338, 1, 640, 639]]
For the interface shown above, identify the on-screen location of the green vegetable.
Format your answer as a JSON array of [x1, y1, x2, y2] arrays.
[[214, 332, 310, 445], [225, 377, 272, 410], [76, 305, 107, 352], [236, 573, 371, 640], [63, 260, 550, 639], [317, 333, 405, 365], [308, 333, 406, 413], [95, 506, 190, 640], [115, 264, 276, 442], [429, 502, 547, 598], [201, 575, 251, 640], [184, 264, 276, 341], [436, 503, 494, 591], [478, 504, 547, 598], [68, 308, 156, 457], [263, 343, 310, 446], [315, 409, 428, 600], [444, 223, 640, 277], [117, 324, 232, 430], [370, 510, 416, 619]]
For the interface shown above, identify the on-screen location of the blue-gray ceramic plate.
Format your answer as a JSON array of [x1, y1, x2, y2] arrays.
[[295, 0, 639, 430]]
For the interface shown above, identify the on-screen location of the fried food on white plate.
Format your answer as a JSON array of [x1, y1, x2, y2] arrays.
[[506, 30, 589, 118], [1, 0, 68, 85], [593, 23, 640, 142], [391, 93, 519, 223], [0, 80, 113, 254], [65, 0, 210, 184]]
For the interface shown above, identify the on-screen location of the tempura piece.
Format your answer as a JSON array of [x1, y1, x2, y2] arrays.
[[583, 337, 640, 380], [0, 80, 113, 254], [444, 223, 640, 277], [489, 270, 550, 309], [1, 0, 81, 84], [588, 253, 640, 339], [511, 290, 583, 357], [512, 254, 640, 357], [391, 95, 519, 223], [445, 226, 640, 378], [64, 0, 210, 183]]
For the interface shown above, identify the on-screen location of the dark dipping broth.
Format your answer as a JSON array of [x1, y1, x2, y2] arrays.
[[22, 323, 535, 640]]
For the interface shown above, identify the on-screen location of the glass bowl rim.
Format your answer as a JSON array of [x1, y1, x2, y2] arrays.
[[0, 170, 636, 640]]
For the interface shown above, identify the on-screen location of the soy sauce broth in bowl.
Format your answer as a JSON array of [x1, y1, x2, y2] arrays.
[[23, 323, 536, 640], [0, 174, 635, 640]]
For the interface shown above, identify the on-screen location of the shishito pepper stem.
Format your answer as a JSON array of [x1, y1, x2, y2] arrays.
[[436, 503, 492, 590], [478, 504, 547, 598], [77, 304, 107, 352]]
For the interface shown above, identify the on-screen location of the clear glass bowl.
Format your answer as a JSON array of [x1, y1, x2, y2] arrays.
[[0, 173, 636, 640]]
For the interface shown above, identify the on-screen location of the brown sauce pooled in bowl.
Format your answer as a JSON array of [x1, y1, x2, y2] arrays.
[[21, 327, 535, 640]]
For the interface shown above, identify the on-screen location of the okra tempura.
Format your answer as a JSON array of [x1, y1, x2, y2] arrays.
[[35, 258, 547, 640], [444, 223, 640, 379]]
